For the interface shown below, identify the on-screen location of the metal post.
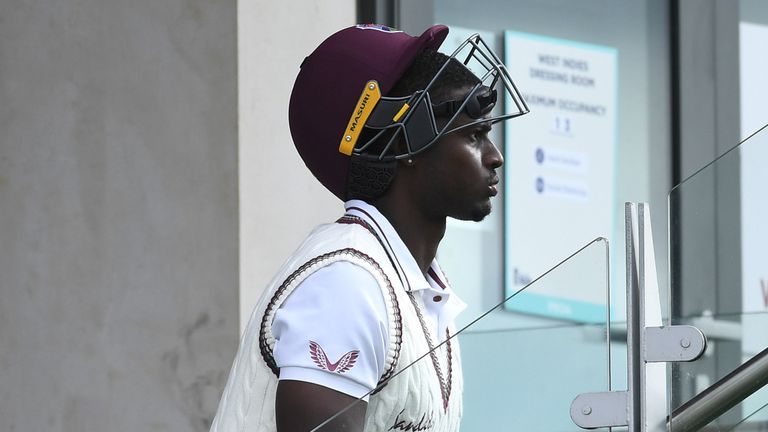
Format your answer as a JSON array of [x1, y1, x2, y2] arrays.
[[572, 203, 706, 431], [626, 203, 642, 432]]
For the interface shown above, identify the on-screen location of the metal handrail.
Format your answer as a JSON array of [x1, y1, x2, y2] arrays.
[[669, 345, 768, 431]]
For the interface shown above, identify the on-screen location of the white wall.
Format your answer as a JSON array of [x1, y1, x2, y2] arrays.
[[0, 1, 238, 430], [238, 1, 356, 331]]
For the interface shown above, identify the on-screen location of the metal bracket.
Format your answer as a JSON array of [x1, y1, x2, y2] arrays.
[[571, 203, 709, 431], [645, 325, 707, 362], [571, 391, 629, 428]]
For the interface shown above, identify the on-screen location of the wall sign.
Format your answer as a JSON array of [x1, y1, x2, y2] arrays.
[[503, 31, 618, 322]]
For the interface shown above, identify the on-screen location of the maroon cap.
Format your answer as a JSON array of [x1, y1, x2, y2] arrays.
[[289, 24, 449, 200]]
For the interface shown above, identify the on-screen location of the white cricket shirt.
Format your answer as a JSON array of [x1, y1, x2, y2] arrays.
[[272, 200, 466, 400]]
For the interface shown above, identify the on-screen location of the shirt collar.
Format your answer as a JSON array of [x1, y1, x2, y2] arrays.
[[344, 200, 431, 292]]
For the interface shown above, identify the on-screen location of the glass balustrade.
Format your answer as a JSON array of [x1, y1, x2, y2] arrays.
[[728, 397, 768, 431], [668, 123, 768, 431]]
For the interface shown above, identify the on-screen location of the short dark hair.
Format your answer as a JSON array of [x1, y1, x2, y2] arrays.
[[389, 48, 480, 104], [345, 49, 480, 201]]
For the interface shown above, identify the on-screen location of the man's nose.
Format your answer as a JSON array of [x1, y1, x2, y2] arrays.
[[485, 141, 504, 169]]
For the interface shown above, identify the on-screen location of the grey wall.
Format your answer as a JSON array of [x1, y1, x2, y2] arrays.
[[672, 0, 743, 416], [0, 1, 238, 431]]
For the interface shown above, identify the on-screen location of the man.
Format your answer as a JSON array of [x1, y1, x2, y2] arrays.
[[211, 24, 529, 432]]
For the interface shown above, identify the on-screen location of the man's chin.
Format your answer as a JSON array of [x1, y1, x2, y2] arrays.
[[470, 209, 490, 222], [453, 201, 493, 222]]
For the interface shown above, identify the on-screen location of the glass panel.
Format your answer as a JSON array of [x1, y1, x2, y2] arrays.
[[314, 237, 610, 431], [728, 396, 768, 431], [668, 123, 768, 431]]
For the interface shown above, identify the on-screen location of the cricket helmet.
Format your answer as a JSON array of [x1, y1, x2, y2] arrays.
[[289, 24, 528, 200]]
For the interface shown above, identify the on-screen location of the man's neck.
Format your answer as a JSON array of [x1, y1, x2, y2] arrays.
[[372, 196, 446, 276]]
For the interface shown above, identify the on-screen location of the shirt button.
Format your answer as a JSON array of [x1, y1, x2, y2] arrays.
[[433, 295, 442, 302]]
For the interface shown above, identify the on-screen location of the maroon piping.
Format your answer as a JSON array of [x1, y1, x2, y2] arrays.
[[258, 247, 402, 387]]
